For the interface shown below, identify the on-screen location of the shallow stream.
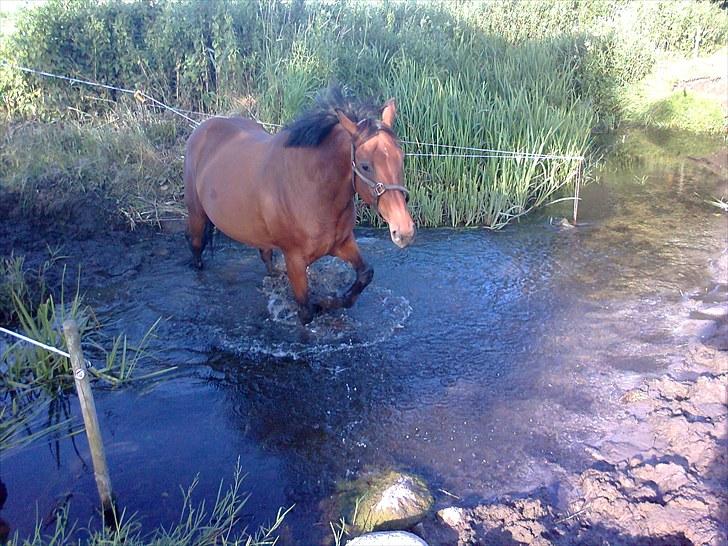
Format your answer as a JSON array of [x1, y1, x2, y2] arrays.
[[1, 129, 726, 545]]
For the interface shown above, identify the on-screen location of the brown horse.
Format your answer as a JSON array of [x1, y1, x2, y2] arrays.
[[184, 88, 416, 324]]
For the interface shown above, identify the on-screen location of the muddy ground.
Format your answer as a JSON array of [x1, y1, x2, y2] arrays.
[[419, 283, 727, 546]]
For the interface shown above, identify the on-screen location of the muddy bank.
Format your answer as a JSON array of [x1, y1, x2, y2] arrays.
[[418, 254, 727, 545]]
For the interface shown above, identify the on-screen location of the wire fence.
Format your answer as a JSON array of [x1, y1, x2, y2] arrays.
[[0, 325, 71, 359]]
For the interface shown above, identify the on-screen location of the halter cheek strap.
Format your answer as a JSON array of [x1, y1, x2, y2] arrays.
[[351, 143, 409, 206]]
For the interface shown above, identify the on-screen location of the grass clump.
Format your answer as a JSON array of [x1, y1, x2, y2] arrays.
[[8, 463, 292, 546], [0, 254, 164, 454], [0, 252, 53, 325], [383, 42, 593, 227]]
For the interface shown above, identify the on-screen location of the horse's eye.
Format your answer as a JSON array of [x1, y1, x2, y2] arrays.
[[361, 164, 371, 172]]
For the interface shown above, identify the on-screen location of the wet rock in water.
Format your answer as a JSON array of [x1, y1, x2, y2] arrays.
[[471, 498, 553, 545], [342, 470, 434, 532], [619, 388, 650, 404], [436, 506, 467, 528], [427, 496, 556, 546], [346, 530, 429, 546]]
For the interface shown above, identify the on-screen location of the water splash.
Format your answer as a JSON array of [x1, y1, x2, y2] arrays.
[[215, 261, 412, 360]]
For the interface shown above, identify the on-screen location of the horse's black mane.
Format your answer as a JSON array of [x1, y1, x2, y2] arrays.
[[284, 86, 393, 148]]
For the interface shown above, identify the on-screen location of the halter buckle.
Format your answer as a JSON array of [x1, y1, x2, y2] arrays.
[[374, 182, 386, 197]]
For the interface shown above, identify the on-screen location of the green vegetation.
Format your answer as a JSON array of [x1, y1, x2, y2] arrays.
[[0, 254, 164, 454], [0, 0, 725, 228], [643, 92, 724, 134], [621, 48, 728, 133], [0, 108, 185, 228], [9, 463, 292, 546]]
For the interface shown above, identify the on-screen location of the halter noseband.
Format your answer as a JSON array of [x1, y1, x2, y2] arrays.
[[350, 141, 409, 207]]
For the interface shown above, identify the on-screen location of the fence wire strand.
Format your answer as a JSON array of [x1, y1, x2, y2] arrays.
[[0, 326, 71, 358]]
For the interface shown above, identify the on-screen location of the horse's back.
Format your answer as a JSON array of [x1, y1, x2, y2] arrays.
[[185, 117, 267, 176], [184, 116, 280, 247]]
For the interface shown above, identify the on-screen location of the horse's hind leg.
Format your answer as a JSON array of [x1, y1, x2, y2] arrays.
[[259, 248, 276, 276], [186, 210, 209, 270]]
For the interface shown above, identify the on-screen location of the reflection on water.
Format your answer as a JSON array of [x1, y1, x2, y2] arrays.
[[2, 129, 726, 544]]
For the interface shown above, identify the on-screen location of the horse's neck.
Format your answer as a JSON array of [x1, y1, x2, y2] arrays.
[[287, 125, 354, 200]]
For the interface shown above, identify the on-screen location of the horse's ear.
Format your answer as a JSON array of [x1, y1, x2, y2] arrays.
[[335, 109, 358, 136], [381, 99, 396, 127]]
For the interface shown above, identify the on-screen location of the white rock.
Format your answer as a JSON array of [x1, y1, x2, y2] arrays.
[[437, 506, 467, 528], [347, 530, 430, 546]]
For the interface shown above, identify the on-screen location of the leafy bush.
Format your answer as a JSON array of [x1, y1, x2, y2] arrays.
[[5, 0, 724, 119]]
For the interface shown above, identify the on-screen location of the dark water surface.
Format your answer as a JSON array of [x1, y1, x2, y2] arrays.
[[2, 130, 726, 544]]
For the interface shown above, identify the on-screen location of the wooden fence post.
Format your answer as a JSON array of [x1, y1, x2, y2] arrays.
[[62, 319, 113, 514], [573, 160, 582, 224]]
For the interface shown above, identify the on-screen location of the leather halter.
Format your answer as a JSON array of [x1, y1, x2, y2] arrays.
[[350, 142, 409, 207]]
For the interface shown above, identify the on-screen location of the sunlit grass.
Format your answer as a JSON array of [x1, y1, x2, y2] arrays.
[[381, 44, 593, 228], [620, 47, 728, 134]]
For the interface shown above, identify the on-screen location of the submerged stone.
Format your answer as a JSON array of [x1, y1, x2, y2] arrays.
[[342, 470, 434, 533]]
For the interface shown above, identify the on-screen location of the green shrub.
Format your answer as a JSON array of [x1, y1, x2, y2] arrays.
[[629, 0, 728, 55]]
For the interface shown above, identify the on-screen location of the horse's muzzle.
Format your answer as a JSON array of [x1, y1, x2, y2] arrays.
[[390, 227, 415, 248]]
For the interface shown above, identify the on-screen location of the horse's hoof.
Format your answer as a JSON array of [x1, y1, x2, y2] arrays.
[[361, 267, 374, 286], [191, 259, 204, 270], [298, 305, 315, 325]]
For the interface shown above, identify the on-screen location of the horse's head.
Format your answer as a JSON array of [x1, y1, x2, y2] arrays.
[[337, 101, 416, 248]]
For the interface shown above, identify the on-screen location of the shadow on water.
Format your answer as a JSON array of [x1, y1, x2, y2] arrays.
[[1, 128, 726, 544]]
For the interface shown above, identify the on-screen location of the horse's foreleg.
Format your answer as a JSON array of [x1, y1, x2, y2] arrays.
[[283, 252, 317, 324], [334, 237, 373, 308]]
